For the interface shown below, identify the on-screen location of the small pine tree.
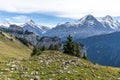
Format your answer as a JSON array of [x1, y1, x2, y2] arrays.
[[31, 47, 41, 56], [48, 44, 54, 50], [73, 42, 81, 57], [54, 44, 59, 51], [41, 45, 46, 51], [63, 35, 74, 55], [82, 53, 88, 60]]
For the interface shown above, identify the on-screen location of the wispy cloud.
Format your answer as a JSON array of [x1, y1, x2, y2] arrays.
[[0, 15, 30, 24], [0, 0, 120, 19], [11, 16, 30, 23]]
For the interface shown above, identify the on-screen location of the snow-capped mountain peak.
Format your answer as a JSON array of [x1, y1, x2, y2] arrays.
[[25, 20, 36, 27], [79, 14, 96, 21], [0, 22, 11, 28], [58, 14, 98, 28], [78, 14, 98, 26], [22, 20, 50, 35], [82, 14, 96, 20], [27, 20, 35, 24], [99, 15, 120, 30], [103, 15, 113, 21], [45, 14, 120, 39], [76, 14, 102, 28]]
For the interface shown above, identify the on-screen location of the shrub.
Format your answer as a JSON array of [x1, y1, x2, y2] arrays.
[[31, 47, 41, 56], [48, 44, 59, 51], [41, 45, 46, 51]]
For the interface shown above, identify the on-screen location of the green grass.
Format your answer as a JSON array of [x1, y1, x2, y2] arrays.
[[0, 50, 120, 80], [0, 31, 32, 61], [0, 31, 120, 80]]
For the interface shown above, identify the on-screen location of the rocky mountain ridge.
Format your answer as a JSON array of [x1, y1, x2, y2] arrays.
[[45, 15, 120, 39], [1, 15, 120, 40]]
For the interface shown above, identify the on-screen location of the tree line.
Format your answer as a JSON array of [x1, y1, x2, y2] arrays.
[[31, 35, 88, 59]]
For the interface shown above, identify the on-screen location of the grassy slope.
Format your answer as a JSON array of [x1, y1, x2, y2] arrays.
[[0, 31, 32, 61], [0, 51, 120, 80]]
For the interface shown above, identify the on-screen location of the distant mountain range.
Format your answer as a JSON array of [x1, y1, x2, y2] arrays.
[[1, 24, 61, 47], [45, 15, 120, 39], [1, 14, 120, 39], [0, 20, 50, 36]]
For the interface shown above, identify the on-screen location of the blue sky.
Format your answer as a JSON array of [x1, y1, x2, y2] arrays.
[[0, 11, 74, 27], [0, 0, 120, 27]]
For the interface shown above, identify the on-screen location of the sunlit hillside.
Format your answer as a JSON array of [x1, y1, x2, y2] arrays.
[[0, 31, 32, 61]]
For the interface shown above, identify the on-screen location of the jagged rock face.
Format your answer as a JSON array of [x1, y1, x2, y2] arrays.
[[2, 23, 55, 46], [9, 24, 24, 32], [37, 36, 61, 48], [45, 15, 120, 39], [6, 25, 61, 46], [7, 25, 38, 46], [5, 21, 50, 46], [23, 33, 38, 46], [8, 24, 24, 40], [12, 33, 38, 46]]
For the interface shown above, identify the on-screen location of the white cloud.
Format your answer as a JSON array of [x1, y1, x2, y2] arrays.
[[11, 16, 30, 22], [0, 0, 120, 18], [1, 15, 30, 24]]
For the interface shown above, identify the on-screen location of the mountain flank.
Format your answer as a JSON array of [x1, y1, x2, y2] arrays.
[[78, 31, 120, 67], [0, 30, 32, 61]]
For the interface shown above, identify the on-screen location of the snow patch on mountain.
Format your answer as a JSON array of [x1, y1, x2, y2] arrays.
[[98, 15, 120, 30], [22, 20, 50, 35], [45, 14, 120, 39], [0, 22, 11, 28]]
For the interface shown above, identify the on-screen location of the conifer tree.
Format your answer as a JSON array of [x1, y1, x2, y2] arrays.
[[82, 52, 88, 60], [48, 44, 54, 50], [31, 47, 41, 56], [54, 44, 59, 51], [41, 45, 46, 51], [63, 35, 83, 58], [63, 35, 74, 55], [73, 42, 81, 57], [63, 35, 88, 59]]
